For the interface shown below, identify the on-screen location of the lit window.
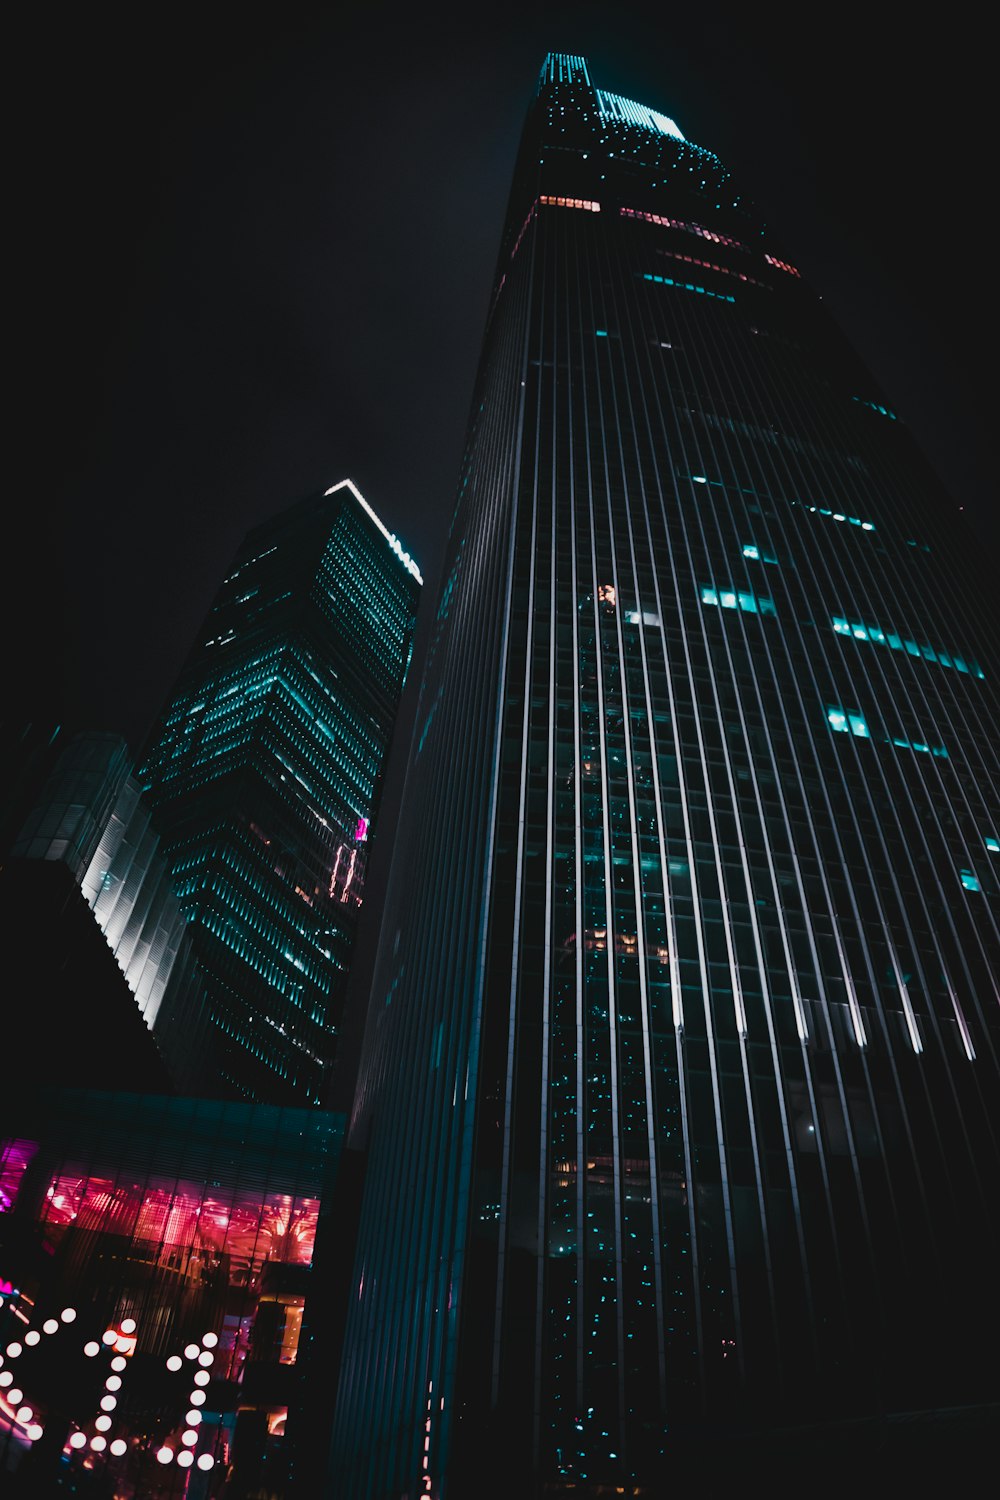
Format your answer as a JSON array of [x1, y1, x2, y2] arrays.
[[985, 837, 999, 853], [960, 870, 981, 892], [830, 617, 982, 677], [702, 586, 773, 616], [743, 543, 778, 564], [827, 707, 868, 738]]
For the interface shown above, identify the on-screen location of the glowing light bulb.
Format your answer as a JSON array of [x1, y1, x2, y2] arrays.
[[197, 1350, 214, 1367], [197, 1452, 215, 1471], [27, 1424, 44, 1442], [185, 1409, 202, 1426], [43, 1319, 59, 1335], [193, 1370, 210, 1387], [60, 1308, 77, 1323], [201, 1331, 218, 1348], [110, 1439, 128, 1456], [181, 1429, 198, 1446], [183, 1343, 200, 1360], [156, 1446, 174, 1465], [91, 1435, 107, 1451], [119, 1318, 136, 1334], [105, 1375, 122, 1391], [24, 1331, 40, 1346], [100, 1394, 117, 1412], [166, 1354, 183, 1372], [84, 1341, 100, 1358], [95, 1415, 112, 1432], [111, 1356, 127, 1372], [178, 1450, 194, 1468], [69, 1432, 87, 1450]]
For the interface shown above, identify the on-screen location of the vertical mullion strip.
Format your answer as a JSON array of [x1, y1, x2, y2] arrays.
[[600, 240, 669, 1412], [582, 228, 628, 1453]]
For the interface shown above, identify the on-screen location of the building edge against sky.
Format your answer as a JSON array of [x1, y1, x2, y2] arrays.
[[330, 53, 1000, 1497], [138, 479, 421, 1106]]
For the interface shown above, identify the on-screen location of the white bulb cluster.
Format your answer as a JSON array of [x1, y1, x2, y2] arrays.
[[155, 1330, 218, 1471]]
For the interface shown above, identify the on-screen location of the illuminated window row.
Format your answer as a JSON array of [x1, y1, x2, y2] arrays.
[[852, 396, 897, 420], [640, 273, 735, 303], [620, 205, 749, 251], [701, 586, 776, 615], [595, 90, 685, 140], [799, 502, 875, 531], [742, 543, 778, 563], [223, 543, 277, 585], [539, 195, 601, 212], [831, 617, 984, 677], [827, 707, 948, 757], [764, 253, 800, 276], [657, 248, 771, 288]]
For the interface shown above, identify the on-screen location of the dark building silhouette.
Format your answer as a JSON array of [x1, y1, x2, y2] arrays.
[[331, 54, 1000, 1496], [138, 481, 421, 1106]]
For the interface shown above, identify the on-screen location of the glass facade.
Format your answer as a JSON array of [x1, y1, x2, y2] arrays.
[[139, 481, 421, 1105], [9, 730, 208, 1088], [333, 54, 1000, 1497]]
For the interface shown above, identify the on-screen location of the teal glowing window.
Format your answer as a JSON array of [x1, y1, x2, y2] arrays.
[[852, 396, 897, 420], [827, 707, 869, 738], [831, 617, 984, 677], [805, 505, 875, 531], [702, 586, 775, 616], [985, 837, 999, 853], [890, 737, 948, 758], [641, 273, 735, 303], [742, 543, 777, 563], [960, 870, 981, 892]]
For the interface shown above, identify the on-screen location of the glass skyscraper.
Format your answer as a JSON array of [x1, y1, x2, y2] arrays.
[[331, 55, 999, 1496], [139, 480, 421, 1106]]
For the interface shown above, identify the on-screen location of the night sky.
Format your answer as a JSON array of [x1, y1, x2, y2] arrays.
[[13, 2, 993, 765]]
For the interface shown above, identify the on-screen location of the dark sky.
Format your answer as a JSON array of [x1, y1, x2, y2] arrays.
[[13, 2, 994, 759]]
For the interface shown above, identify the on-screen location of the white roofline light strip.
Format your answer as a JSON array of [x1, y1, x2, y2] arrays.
[[324, 479, 423, 584]]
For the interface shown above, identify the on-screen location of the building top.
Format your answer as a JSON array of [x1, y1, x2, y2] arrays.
[[324, 477, 423, 585]]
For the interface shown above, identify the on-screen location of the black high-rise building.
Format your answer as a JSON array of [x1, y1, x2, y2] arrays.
[[331, 54, 1000, 1496], [139, 480, 421, 1106]]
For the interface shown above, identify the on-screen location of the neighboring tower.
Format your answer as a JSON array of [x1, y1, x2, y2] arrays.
[[5, 729, 204, 1092], [139, 481, 421, 1106], [332, 55, 1000, 1495]]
